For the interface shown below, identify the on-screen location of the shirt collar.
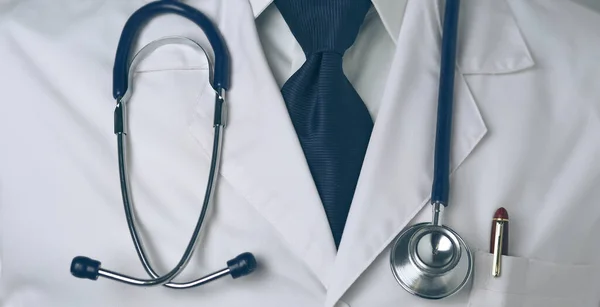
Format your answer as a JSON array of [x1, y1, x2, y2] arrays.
[[248, 0, 407, 43]]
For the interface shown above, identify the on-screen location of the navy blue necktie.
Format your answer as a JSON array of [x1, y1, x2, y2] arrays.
[[274, 0, 374, 248]]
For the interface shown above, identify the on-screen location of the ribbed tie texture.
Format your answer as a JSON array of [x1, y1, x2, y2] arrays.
[[274, 0, 374, 248]]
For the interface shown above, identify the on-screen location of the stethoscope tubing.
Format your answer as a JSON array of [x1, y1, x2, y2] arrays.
[[113, 126, 225, 288], [390, 0, 470, 300], [431, 0, 460, 207]]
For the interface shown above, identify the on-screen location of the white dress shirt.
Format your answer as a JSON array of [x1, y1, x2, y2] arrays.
[[254, 2, 401, 120]]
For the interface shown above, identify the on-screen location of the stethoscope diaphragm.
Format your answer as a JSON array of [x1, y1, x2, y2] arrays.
[[390, 220, 473, 299]]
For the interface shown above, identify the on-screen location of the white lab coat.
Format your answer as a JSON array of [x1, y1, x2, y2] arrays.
[[0, 0, 599, 306]]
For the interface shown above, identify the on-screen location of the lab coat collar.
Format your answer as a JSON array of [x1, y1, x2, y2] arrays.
[[248, 0, 534, 75], [247, 0, 408, 44], [247, 0, 408, 39], [248, 0, 273, 17]]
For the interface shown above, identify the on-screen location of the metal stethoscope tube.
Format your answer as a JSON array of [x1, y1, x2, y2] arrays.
[[70, 1, 256, 289], [112, 114, 225, 288]]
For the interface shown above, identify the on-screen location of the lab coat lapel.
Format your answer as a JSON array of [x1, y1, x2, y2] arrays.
[[325, 0, 534, 305], [187, 0, 336, 286]]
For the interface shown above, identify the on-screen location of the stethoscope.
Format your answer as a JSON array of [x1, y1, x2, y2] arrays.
[[70, 0, 257, 288], [69, 0, 471, 298], [390, 0, 473, 300]]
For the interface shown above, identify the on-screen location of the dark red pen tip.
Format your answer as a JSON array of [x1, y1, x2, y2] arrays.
[[494, 207, 509, 220]]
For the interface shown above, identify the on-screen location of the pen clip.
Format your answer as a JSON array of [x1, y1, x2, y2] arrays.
[[492, 221, 504, 277]]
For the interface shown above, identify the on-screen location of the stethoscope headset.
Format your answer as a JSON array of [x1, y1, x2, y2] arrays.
[[69, 0, 472, 300], [70, 0, 257, 289]]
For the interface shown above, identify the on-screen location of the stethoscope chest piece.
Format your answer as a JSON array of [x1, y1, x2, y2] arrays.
[[390, 220, 473, 299]]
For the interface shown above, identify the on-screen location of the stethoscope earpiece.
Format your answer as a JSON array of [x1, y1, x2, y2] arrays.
[[71, 256, 101, 281], [227, 252, 258, 279]]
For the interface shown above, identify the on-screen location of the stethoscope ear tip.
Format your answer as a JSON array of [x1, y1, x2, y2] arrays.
[[71, 256, 101, 280], [227, 252, 257, 279]]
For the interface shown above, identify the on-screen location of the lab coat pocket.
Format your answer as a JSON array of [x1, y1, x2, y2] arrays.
[[468, 250, 600, 307]]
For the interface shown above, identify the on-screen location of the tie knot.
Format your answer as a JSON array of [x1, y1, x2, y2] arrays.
[[275, 0, 372, 55]]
